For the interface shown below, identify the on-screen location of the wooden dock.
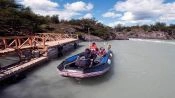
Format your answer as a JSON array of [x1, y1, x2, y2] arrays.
[[0, 33, 79, 81], [0, 57, 47, 81], [0, 33, 78, 55], [46, 38, 78, 47], [0, 38, 78, 54]]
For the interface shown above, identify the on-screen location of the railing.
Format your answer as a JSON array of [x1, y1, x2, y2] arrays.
[[37, 33, 78, 40], [0, 33, 78, 51], [0, 36, 45, 50]]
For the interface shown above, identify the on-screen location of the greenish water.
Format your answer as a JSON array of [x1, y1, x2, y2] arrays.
[[1, 40, 175, 98]]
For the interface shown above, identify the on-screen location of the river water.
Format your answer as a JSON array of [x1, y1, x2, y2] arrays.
[[1, 40, 175, 98]]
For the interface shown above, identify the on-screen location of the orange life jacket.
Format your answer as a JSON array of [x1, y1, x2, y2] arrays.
[[90, 45, 97, 50]]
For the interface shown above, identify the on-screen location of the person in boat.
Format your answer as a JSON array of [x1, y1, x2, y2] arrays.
[[94, 48, 99, 55], [75, 48, 96, 68], [90, 42, 98, 51], [90, 48, 98, 65], [90, 42, 99, 57], [108, 44, 111, 50], [98, 47, 106, 57]]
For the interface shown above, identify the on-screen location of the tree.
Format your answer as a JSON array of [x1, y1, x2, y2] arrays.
[[154, 22, 166, 31], [141, 24, 149, 31], [50, 15, 59, 24], [114, 24, 125, 32], [0, 0, 49, 35], [0, 0, 20, 9]]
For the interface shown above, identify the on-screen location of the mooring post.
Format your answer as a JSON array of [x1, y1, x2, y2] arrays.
[[57, 44, 63, 57], [2, 38, 7, 49], [15, 38, 18, 49], [43, 35, 46, 49], [18, 38, 21, 47], [74, 42, 78, 49]]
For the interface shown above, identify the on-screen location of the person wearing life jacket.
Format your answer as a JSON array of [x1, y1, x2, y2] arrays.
[[90, 42, 97, 51], [90, 42, 99, 62], [98, 47, 106, 57]]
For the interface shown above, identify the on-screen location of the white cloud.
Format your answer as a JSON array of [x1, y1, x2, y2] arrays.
[[34, 10, 80, 20], [18, 0, 94, 20], [159, 13, 175, 21], [158, 2, 175, 21], [115, 0, 163, 12], [121, 12, 134, 20], [98, 20, 104, 24], [103, 0, 175, 26], [108, 21, 126, 27], [20, 0, 58, 11], [102, 12, 121, 18], [83, 13, 93, 19], [114, 0, 175, 21], [64, 1, 93, 12], [108, 20, 154, 27]]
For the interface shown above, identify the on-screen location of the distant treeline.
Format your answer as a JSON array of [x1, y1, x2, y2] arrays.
[[0, 0, 175, 39], [113, 23, 175, 35]]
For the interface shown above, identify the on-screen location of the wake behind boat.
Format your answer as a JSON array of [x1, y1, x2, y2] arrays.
[[57, 44, 113, 78]]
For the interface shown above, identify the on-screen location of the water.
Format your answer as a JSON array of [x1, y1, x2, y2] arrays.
[[0, 55, 19, 68], [1, 40, 175, 98]]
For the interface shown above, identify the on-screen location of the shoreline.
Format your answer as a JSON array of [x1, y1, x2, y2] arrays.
[[81, 37, 175, 42], [80, 33, 175, 41]]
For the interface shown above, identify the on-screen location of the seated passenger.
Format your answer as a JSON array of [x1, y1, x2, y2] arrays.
[[90, 48, 98, 55], [90, 43, 99, 59], [90, 42, 98, 51], [75, 48, 95, 68], [98, 47, 106, 57]]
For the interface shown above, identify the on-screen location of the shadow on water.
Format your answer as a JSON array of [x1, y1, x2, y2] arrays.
[[0, 45, 84, 90]]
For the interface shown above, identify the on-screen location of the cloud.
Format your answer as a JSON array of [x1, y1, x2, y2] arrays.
[[160, 13, 175, 21], [64, 1, 93, 12], [108, 21, 126, 27], [121, 12, 134, 20], [20, 0, 59, 11], [102, 12, 121, 18], [33, 10, 80, 20], [158, 2, 175, 21], [115, 0, 163, 12], [98, 20, 104, 24], [108, 19, 154, 27], [83, 13, 93, 19], [18, 0, 93, 20], [106, 0, 175, 27], [115, 0, 175, 21]]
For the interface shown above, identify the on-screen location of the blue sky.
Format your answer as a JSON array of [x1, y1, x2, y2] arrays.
[[17, 0, 175, 27]]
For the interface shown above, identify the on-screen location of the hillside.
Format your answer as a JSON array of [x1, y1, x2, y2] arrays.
[[0, 0, 175, 40], [43, 22, 175, 40]]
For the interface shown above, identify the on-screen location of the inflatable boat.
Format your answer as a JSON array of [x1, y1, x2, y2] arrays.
[[57, 50, 112, 78]]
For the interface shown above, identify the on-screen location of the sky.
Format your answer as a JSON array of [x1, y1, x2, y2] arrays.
[[16, 0, 175, 27]]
